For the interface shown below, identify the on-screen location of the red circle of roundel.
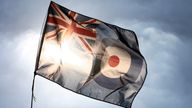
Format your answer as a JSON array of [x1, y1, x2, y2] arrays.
[[108, 55, 120, 67]]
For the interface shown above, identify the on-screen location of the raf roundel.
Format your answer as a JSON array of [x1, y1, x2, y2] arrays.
[[100, 46, 132, 79], [94, 46, 132, 90]]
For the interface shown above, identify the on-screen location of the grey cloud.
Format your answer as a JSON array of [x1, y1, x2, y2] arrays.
[[0, 31, 48, 108], [174, 39, 192, 93], [132, 26, 192, 108], [0, 0, 192, 108], [0, 0, 50, 35], [67, 0, 192, 39], [1, 0, 192, 39]]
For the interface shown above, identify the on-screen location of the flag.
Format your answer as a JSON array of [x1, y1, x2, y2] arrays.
[[34, 1, 147, 108]]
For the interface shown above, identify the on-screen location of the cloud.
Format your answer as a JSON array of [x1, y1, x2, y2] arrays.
[[0, 0, 50, 35], [0, 0, 192, 108], [1, 0, 192, 40], [0, 23, 190, 108], [131, 25, 192, 108], [0, 30, 39, 108]]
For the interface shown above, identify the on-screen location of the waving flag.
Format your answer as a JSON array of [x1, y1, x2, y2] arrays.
[[33, 1, 147, 108]]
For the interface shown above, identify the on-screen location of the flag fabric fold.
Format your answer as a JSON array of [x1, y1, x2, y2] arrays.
[[35, 1, 147, 108]]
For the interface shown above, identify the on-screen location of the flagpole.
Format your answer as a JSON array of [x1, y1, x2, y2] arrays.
[[30, 3, 50, 108], [31, 73, 36, 108]]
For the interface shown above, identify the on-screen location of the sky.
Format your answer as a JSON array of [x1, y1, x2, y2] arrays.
[[0, 0, 192, 108]]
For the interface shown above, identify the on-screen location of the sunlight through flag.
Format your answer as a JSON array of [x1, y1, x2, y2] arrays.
[[32, 1, 147, 108]]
